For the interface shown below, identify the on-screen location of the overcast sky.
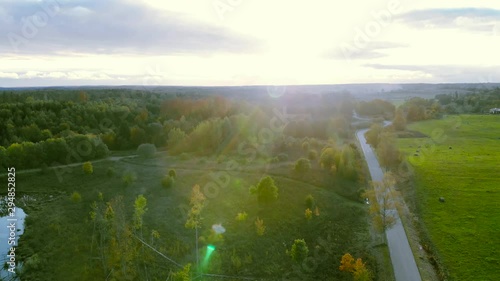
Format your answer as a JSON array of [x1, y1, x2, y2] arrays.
[[1, 0, 500, 87]]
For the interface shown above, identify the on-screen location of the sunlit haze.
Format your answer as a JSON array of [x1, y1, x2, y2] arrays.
[[1, 0, 500, 86]]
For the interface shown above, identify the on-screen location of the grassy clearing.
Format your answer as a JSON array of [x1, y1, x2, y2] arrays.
[[6, 152, 377, 280], [397, 115, 500, 280]]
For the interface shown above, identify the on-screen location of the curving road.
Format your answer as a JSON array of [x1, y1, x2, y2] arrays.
[[356, 126, 422, 281]]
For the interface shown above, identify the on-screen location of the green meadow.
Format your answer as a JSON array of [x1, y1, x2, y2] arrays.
[[397, 115, 500, 280]]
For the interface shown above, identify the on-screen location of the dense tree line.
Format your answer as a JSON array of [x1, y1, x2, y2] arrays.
[[435, 87, 500, 114]]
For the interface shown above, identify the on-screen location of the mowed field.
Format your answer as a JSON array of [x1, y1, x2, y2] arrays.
[[397, 115, 500, 280]]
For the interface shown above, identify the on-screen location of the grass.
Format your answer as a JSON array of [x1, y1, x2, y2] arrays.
[[4, 151, 376, 280], [396, 115, 500, 280]]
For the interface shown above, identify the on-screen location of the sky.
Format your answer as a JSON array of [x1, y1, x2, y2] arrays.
[[1, 0, 500, 87]]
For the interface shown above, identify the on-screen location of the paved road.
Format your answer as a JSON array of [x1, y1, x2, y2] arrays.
[[356, 127, 422, 281]]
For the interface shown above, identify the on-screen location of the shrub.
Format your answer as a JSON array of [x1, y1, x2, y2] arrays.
[[305, 194, 315, 209], [255, 217, 265, 236], [290, 239, 309, 263], [294, 158, 311, 174], [305, 208, 312, 220], [122, 171, 137, 186], [162, 175, 175, 188], [82, 161, 93, 175], [71, 192, 82, 203], [168, 169, 177, 178], [137, 143, 157, 158], [235, 212, 248, 222]]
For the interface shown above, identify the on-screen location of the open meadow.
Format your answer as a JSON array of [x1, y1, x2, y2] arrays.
[[397, 115, 500, 280]]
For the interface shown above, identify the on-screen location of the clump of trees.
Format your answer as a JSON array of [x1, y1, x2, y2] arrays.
[[339, 253, 373, 281]]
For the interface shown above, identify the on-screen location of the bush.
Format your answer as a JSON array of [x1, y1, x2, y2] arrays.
[[168, 169, 177, 178], [255, 217, 265, 236], [235, 212, 248, 222], [305, 208, 312, 220], [305, 194, 315, 209], [162, 175, 175, 188], [137, 143, 157, 158], [82, 161, 93, 175], [294, 158, 311, 174], [71, 192, 82, 203], [122, 171, 137, 186]]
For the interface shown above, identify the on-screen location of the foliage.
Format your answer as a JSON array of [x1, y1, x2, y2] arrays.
[[308, 149, 318, 160], [161, 175, 175, 188], [235, 212, 248, 222], [170, 264, 191, 281], [168, 169, 177, 178], [294, 158, 311, 174], [364, 123, 383, 148], [305, 194, 315, 209], [122, 171, 137, 186], [363, 173, 400, 233], [249, 176, 279, 204], [185, 185, 206, 229], [70, 192, 82, 203], [132, 195, 147, 230], [393, 108, 406, 131], [255, 217, 265, 236], [290, 239, 308, 263], [137, 143, 156, 158], [106, 167, 115, 177], [339, 253, 373, 281], [305, 208, 312, 220], [83, 161, 93, 175]]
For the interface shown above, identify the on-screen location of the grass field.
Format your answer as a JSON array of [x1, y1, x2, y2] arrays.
[[397, 115, 500, 280], [5, 150, 378, 280]]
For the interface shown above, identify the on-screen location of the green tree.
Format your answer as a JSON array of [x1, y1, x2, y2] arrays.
[[255, 217, 265, 236], [290, 239, 308, 263], [320, 147, 337, 169], [83, 161, 93, 175], [137, 143, 156, 158], [250, 176, 279, 204], [294, 158, 311, 174], [185, 185, 206, 229], [70, 191, 82, 203], [364, 123, 383, 147], [161, 175, 175, 188], [170, 263, 191, 281], [168, 169, 177, 178]]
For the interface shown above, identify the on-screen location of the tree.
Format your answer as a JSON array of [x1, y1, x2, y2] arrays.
[[83, 161, 93, 175], [137, 143, 156, 158], [364, 123, 383, 147], [290, 239, 308, 263], [185, 185, 206, 229], [320, 147, 337, 169], [161, 175, 175, 188], [294, 158, 311, 174], [392, 108, 406, 131], [122, 171, 137, 186], [133, 195, 147, 231], [340, 253, 373, 281], [168, 169, 177, 178], [170, 263, 191, 281], [363, 172, 400, 233], [249, 176, 279, 204], [377, 133, 401, 169], [305, 194, 315, 209]]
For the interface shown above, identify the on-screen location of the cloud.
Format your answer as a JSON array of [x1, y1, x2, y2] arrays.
[[398, 8, 500, 33], [325, 41, 408, 60], [0, 0, 260, 55]]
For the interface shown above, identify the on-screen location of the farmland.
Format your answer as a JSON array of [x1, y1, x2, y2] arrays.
[[397, 115, 500, 280]]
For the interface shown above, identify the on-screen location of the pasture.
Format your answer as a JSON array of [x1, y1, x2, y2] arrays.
[[397, 115, 500, 280]]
